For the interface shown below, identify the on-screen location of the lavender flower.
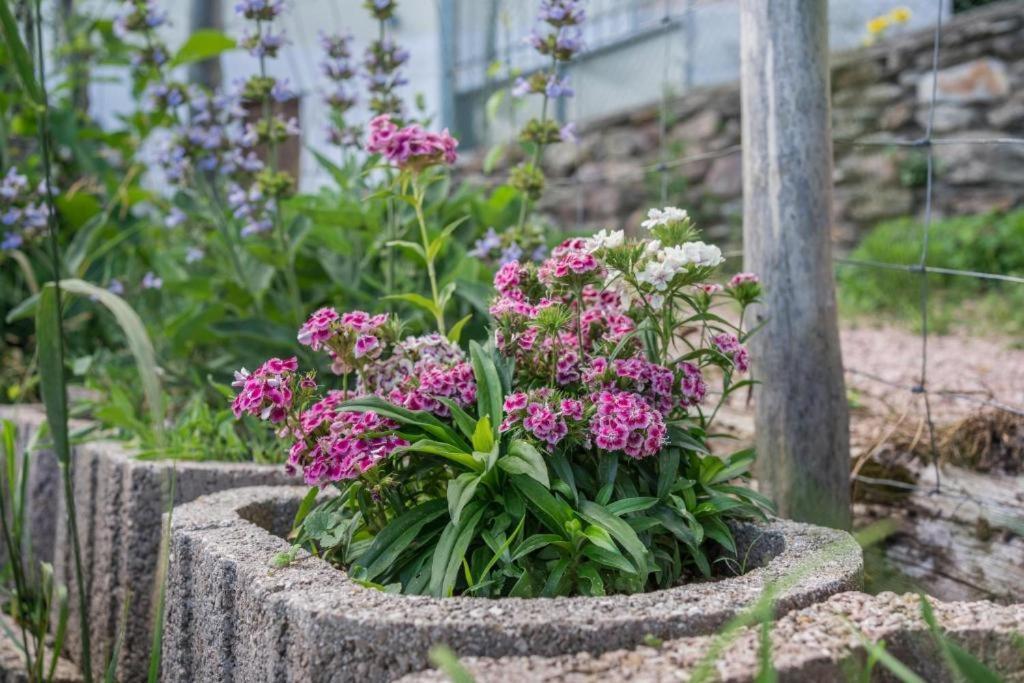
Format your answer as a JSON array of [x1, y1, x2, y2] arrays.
[[142, 272, 163, 290]]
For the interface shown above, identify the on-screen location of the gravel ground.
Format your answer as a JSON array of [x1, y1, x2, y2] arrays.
[[715, 324, 1024, 453]]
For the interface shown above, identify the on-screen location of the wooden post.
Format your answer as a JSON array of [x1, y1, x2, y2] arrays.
[[739, 0, 850, 529]]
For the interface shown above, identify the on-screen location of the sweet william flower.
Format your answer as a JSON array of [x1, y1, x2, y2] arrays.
[[641, 206, 689, 231]]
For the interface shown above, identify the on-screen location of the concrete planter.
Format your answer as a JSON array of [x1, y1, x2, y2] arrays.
[[0, 614, 81, 683], [404, 592, 1024, 682], [162, 486, 863, 682], [0, 405, 63, 569], [0, 405, 294, 682]]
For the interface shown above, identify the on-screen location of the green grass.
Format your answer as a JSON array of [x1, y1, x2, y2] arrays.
[[838, 208, 1024, 335]]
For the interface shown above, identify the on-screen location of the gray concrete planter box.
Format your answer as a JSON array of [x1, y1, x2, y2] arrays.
[[0, 405, 293, 682], [404, 591, 1024, 682], [162, 486, 863, 682]]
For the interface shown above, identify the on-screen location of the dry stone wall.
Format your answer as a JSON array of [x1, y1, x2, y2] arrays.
[[458, 1, 1024, 250]]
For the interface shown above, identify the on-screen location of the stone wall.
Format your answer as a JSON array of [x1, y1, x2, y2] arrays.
[[458, 1, 1024, 250]]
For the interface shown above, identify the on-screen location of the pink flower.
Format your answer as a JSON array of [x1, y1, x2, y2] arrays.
[[354, 334, 381, 359], [679, 362, 707, 407], [231, 357, 299, 423], [588, 390, 665, 459], [366, 114, 458, 170], [729, 272, 759, 287], [298, 307, 339, 349], [713, 333, 749, 374]]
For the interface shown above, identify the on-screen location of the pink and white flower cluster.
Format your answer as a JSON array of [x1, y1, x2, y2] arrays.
[[231, 357, 300, 424], [366, 114, 458, 171], [236, 308, 478, 486], [285, 390, 408, 487]]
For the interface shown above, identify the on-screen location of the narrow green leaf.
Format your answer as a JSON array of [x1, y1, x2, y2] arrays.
[[469, 341, 502, 439], [579, 499, 649, 579], [57, 279, 164, 428], [510, 533, 563, 561], [436, 398, 477, 441], [0, 0, 41, 104], [352, 499, 447, 578], [447, 314, 473, 344], [36, 287, 69, 464], [606, 497, 659, 517], [447, 472, 481, 526], [339, 396, 469, 450], [510, 475, 573, 538], [657, 449, 680, 499], [292, 487, 320, 532], [383, 292, 440, 318], [428, 646, 476, 683], [393, 439, 479, 472], [581, 544, 636, 574]]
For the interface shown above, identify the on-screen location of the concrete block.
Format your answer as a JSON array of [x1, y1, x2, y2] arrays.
[[162, 486, 863, 682]]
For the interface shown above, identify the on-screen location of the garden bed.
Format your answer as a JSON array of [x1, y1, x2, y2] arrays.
[[161, 486, 863, 682], [0, 405, 293, 682], [404, 591, 1024, 682]]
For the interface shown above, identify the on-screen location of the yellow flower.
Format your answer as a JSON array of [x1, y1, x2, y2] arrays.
[[866, 16, 890, 34], [889, 7, 912, 23]]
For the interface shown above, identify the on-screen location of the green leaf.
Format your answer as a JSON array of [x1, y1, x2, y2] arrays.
[[36, 287, 70, 464], [427, 216, 470, 261], [435, 398, 477, 441], [169, 29, 236, 67], [583, 525, 616, 553], [579, 500, 649, 579], [498, 440, 550, 489], [383, 292, 440, 318], [510, 533, 563, 561], [447, 472, 481, 526], [856, 635, 927, 683], [709, 449, 756, 484], [447, 314, 473, 344], [430, 503, 485, 597], [542, 556, 572, 597], [56, 279, 165, 428], [606, 497, 659, 517], [353, 499, 447, 581], [482, 144, 506, 175], [428, 646, 476, 683], [657, 449, 680, 499], [577, 563, 606, 596], [393, 439, 479, 472], [339, 396, 469, 450], [292, 487, 320, 532], [386, 239, 427, 261], [510, 475, 573, 538], [469, 341, 503, 440], [919, 594, 1002, 683], [548, 452, 577, 504], [581, 544, 636, 574], [471, 416, 494, 453], [0, 0, 42, 104]]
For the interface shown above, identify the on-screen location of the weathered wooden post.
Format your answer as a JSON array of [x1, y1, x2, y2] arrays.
[[739, 0, 850, 529]]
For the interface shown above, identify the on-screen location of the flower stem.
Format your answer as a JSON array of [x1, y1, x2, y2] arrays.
[[412, 179, 446, 335]]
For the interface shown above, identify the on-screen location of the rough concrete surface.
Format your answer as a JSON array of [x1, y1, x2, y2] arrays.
[[0, 614, 81, 683], [404, 592, 1024, 682], [0, 405, 64, 568], [162, 486, 863, 682], [0, 404, 293, 682]]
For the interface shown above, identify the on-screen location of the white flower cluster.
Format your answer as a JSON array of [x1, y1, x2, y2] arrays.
[[583, 228, 624, 253], [636, 241, 724, 292], [641, 206, 688, 231]]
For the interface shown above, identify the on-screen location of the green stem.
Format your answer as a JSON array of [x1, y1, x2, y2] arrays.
[[32, 1, 93, 678], [257, 19, 302, 326], [515, 55, 558, 232], [412, 179, 446, 334]]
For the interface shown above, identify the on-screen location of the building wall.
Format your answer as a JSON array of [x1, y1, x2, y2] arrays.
[[457, 1, 1024, 250]]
